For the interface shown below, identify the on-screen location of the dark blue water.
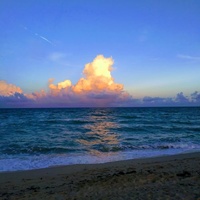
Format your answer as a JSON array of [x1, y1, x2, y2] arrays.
[[0, 107, 200, 171]]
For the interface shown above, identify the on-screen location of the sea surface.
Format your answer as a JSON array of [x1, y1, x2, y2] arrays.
[[0, 107, 200, 172]]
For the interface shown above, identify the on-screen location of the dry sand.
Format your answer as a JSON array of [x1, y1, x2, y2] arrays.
[[0, 152, 200, 200]]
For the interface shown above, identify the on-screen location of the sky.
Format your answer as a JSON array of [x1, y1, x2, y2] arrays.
[[0, 0, 200, 107]]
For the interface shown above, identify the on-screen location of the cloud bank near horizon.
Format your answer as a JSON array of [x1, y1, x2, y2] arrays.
[[0, 55, 130, 107], [0, 55, 200, 108]]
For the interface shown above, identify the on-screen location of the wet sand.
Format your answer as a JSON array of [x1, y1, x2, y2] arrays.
[[0, 152, 200, 200]]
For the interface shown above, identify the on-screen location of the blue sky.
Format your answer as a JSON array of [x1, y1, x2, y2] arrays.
[[0, 0, 200, 107]]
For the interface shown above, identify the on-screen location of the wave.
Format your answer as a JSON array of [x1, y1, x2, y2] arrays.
[[1, 107, 200, 172], [89, 142, 200, 153], [1, 146, 77, 155]]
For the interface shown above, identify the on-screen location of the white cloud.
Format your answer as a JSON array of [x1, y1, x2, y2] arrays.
[[38, 35, 53, 45], [49, 52, 67, 62], [177, 54, 200, 60], [48, 52, 71, 66]]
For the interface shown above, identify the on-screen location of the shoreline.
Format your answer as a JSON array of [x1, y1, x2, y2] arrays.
[[0, 148, 197, 173], [1, 152, 200, 199], [1, 150, 200, 174]]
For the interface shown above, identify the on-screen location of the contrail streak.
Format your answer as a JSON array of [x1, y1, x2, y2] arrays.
[[39, 35, 53, 45], [21, 25, 54, 45]]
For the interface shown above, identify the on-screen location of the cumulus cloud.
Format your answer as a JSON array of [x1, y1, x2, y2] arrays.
[[142, 96, 174, 107], [48, 55, 123, 94], [141, 92, 200, 107], [191, 91, 200, 103], [143, 96, 173, 104], [175, 92, 189, 103], [73, 55, 123, 93], [44, 55, 128, 106], [0, 92, 33, 108], [0, 55, 130, 107], [0, 55, 200, 107], [0, 81, 35, 108], [48, 79, 72, 96], [0, 81, 23, 96]]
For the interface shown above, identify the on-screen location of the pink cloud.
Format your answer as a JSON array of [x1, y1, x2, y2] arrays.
[[0, 55, 128, 107], [0, 55, 199, 107], [40, 55, 128, 106], [0, 80, 23, 96]]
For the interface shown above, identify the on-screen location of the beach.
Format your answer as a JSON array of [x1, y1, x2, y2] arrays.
[[0, 152, 200, 200]]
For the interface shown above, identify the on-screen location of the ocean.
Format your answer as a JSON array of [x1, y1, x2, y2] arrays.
[[0, 107, 200, 172]]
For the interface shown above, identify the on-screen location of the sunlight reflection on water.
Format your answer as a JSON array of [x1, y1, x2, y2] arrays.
[[77, 109, 120, 155]]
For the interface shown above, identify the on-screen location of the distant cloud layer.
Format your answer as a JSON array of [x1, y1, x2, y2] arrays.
[[0, 55, 200, 108]]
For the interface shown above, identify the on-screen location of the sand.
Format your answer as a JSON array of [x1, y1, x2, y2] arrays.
[[0, 152, 200, 200]]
